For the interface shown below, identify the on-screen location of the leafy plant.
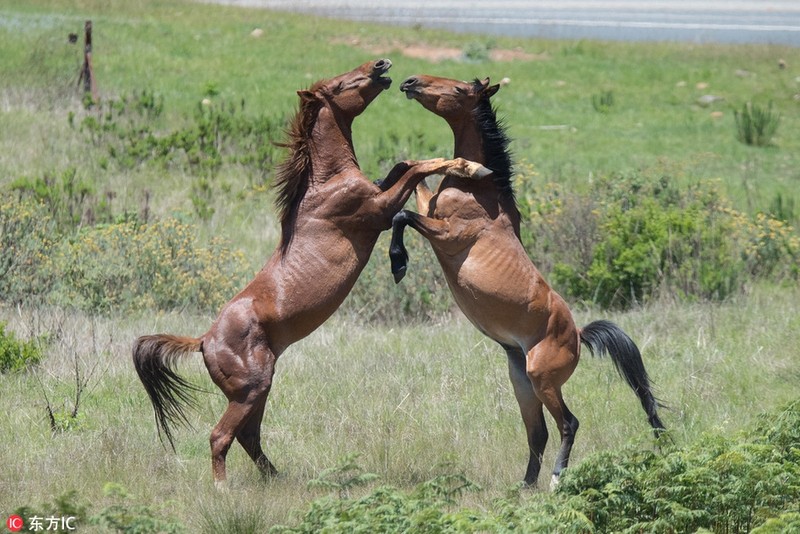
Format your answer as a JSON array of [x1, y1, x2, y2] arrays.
[[591, 90, 615, 113], [89, 483, 185, 534], [9, 167, 112, 228], [522, 170, 799, 309], [50, 215, 248, 313], [0, 197, 58, 305], [0, 322, 46, 373], [734, 101, 781, 147], [307, 453, 380, 499]]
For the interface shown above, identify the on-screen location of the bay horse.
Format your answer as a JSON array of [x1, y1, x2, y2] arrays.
[[390, 75, 665, 488], [132, 60, 488, 488]]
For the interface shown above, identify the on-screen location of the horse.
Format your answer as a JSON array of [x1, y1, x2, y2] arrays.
[[390, 74, 665, 488], [132, 60, 488, 488]]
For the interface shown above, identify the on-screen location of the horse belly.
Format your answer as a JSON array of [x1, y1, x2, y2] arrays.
[[447, 255, 544, 348]]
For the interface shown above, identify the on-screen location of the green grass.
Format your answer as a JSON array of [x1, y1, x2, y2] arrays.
[[1, 0, 799, 530], [1, 284, 799, 529], [2, 0, 800, 244]]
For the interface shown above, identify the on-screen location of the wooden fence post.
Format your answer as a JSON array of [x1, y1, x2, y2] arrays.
[[78, 20, 98, 103]]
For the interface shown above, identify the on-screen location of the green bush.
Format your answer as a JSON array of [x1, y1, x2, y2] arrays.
[[50, 216, 249, 313], [89, 483, 185, 534], [522, 169, 799, 309], [0, 322, 45, 373], [273, 400, 800, 533], [591, 90, 615, 113], [1, 196, 248, 313], [0, 197, 57, 305], [557, 399, 800, 533]]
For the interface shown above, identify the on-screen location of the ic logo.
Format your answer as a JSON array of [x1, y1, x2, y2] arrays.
[[6, 515, 24, 532]]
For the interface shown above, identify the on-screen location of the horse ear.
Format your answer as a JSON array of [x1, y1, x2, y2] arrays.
[[297, 89, 317, 103], [484, 84, 501, 98]]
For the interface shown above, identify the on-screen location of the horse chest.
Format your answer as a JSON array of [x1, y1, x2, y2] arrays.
[[429, 187, 487, 221]]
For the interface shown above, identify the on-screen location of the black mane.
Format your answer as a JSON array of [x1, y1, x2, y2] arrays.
[[472, 79, 515, 204]]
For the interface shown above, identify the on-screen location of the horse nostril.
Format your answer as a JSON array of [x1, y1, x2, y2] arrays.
[[401, 77, 418, 90], [374, 59, 391, 71]]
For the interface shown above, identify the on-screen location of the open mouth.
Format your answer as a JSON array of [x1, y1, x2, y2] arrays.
[[371, 59, 392, 89], [401, 87, 420, 99]]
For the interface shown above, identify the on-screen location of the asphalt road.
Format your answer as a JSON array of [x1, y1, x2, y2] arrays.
[[209, 0, 800, 46]]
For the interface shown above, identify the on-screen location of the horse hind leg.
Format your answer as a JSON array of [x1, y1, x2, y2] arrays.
[[236, 393, 278, 480], [505, 346, 548, 487], [526, 341, 580, 489], [207, 346, 277, 489]]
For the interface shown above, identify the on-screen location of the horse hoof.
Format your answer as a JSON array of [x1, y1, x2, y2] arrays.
[[466, 162, 493, 179], [214, 479, 229, 492], [392, 266, 407, 284], [446, 161, 492, 180]]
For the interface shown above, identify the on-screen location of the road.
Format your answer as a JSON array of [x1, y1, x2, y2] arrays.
[[208, 0, 800, 47]]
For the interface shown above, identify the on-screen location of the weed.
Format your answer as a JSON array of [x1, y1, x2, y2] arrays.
[[0, 322, 45, 373], [734, 101, 781, 147], [89, 483, 185, 533], [591, 90, 615, 113]]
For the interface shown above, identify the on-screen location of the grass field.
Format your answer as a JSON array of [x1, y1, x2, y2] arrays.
[[1, 0, 799, 531], [1, 284, 799, 530]]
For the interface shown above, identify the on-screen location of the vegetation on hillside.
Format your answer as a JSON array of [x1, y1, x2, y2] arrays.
[[1, 0, 799, 531]]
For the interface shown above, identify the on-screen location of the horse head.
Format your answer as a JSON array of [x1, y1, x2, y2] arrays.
[[298, 58, 392, 121], [400, 75, 499, 122]]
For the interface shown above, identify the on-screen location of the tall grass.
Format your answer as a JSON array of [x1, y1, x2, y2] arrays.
[[1, 0, 799, 530], [1, 283, 799, 528]]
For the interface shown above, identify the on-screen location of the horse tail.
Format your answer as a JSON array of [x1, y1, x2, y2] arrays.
[[132, 334, 203, 449], [579, 320, 666, 435]]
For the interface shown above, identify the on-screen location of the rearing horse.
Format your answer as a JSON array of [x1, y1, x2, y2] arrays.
[[390, 75, 665, 488], [132, 60, 486, 487]]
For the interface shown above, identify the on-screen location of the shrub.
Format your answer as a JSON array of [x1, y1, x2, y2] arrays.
[[50, 216, 249, 313], [89, 483, 185, 534], [522, 170, 799, 309], [557, 399, 800, 533], [74, 90, 286, 219], [271, 400, 800, 532], [734, 101, 780, 147], [0, 322, 45, 373], [9, 167, 99, 228], [0, 197, 58, 306]]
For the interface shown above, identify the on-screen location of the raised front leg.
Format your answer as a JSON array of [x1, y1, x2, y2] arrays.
[[389, 210, 412, 283], [374, 158, 488, 219], [373, 160, 418, 190], [388, 209, 451, 283]]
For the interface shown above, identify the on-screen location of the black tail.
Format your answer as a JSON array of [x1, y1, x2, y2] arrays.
[[132, 334, 203, 449], [580, 320, 665, 435]]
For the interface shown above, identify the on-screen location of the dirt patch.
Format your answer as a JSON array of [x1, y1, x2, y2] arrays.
[[333, 36, 548, 63]]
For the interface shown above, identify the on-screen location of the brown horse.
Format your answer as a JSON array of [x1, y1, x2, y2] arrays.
[[132, 60, 488, 488], [390, 75, 665, 488]]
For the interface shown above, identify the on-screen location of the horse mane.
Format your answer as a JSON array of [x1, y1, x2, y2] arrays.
[[273, 81, 324, 251], [471, 79, 516, 204]]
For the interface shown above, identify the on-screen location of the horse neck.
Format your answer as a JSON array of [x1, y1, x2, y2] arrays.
[[449, 116, 522, 236], [451, 120, 485, 163], [309, 107, 360, 183]]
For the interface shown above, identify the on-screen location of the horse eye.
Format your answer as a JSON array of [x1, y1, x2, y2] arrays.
[[454, 86, 466, 95]]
